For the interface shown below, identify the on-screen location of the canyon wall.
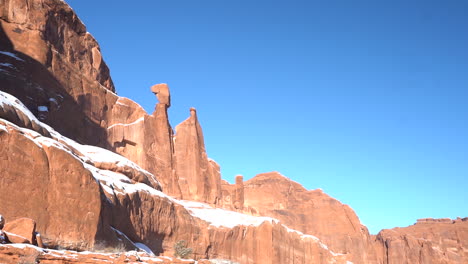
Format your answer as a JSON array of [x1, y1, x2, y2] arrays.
[[1, 0, 467, 263]]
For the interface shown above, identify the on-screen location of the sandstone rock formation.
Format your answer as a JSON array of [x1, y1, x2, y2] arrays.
[[0, 0, 116, 147], [1, 0, 467, 263], [374, 217, 468, 264], [174, 107, 222, 204], [151, 83, 171, 107], [0, 91, 350, 263], [3, 218, 37, 244], [241, 172, 379, 263]]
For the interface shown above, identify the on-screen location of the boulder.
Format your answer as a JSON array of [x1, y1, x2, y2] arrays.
[[4, 231, 30, 244], [3, 218, 36, 244]]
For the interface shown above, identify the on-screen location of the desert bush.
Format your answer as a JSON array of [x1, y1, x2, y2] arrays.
[[174, 240, 193, 259], [93, 241, 127, 253]]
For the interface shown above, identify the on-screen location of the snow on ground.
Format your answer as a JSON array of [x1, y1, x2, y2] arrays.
[[135, 242, 155, 255], [178, 200, 278, 228], [0, 244, 167, 262], [0, 91, 345, 261], [0, 91, 40, 124]]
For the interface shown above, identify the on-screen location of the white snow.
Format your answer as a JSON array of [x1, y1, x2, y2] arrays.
[[0, 91, 39, 124], [116, 101, 129, 107], [178, 200, 278, 228], [38, 106, 48, 112], [107, 117, 144, 130], [0, 51, 24, 61], [0, 124, 7, 133], [1, 243, 44, 250], [135, 242, 155, 255]]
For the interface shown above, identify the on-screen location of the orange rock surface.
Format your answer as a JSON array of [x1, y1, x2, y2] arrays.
[[0, 1, 467, 263]]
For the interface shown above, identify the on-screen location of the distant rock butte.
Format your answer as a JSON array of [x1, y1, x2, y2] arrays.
[[0, 0, 467, 263]]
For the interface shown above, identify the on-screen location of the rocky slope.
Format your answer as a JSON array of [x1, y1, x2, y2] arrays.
[[0, 0, 467, 263]]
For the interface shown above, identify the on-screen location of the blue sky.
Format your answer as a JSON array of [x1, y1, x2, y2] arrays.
[[66, 0, 468, 234]]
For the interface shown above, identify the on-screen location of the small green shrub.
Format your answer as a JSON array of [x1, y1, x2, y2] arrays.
[[174, 240, 193, 259]]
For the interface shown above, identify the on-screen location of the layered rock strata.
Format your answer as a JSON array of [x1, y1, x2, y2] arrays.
[[1, 1, 467, 263]]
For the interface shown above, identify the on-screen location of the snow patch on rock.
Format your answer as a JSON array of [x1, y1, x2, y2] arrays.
[[178, 200, 278, 228], [0, 91, 39, 124], [108, 117, 144, 130]]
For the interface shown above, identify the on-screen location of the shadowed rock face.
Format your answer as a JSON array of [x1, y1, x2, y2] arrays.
[[0, 0, 116, 147], [1, 1, 467, 264]]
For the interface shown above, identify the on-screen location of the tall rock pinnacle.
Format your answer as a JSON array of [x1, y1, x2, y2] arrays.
[[174, 107, 222, 204]]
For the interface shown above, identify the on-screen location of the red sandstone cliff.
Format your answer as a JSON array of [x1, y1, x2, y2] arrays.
[[0, 1, 467, 264]]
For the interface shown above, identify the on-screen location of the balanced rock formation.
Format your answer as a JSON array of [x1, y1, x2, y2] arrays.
[[151, 83, 171, 107], [107, 85, 182, 197]]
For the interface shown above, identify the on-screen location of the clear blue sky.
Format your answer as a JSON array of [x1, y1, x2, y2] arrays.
[[66, 0, 468, 234]]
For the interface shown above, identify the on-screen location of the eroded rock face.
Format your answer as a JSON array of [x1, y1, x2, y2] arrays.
[[0, 0, 114, 91], [0, 121, 105, 250], [106, 91, 182, 198], [1, 1, 467, 264], [374, 218, 468, 264], [0, 0, 118, 147], [242, 172, 379, 263]]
